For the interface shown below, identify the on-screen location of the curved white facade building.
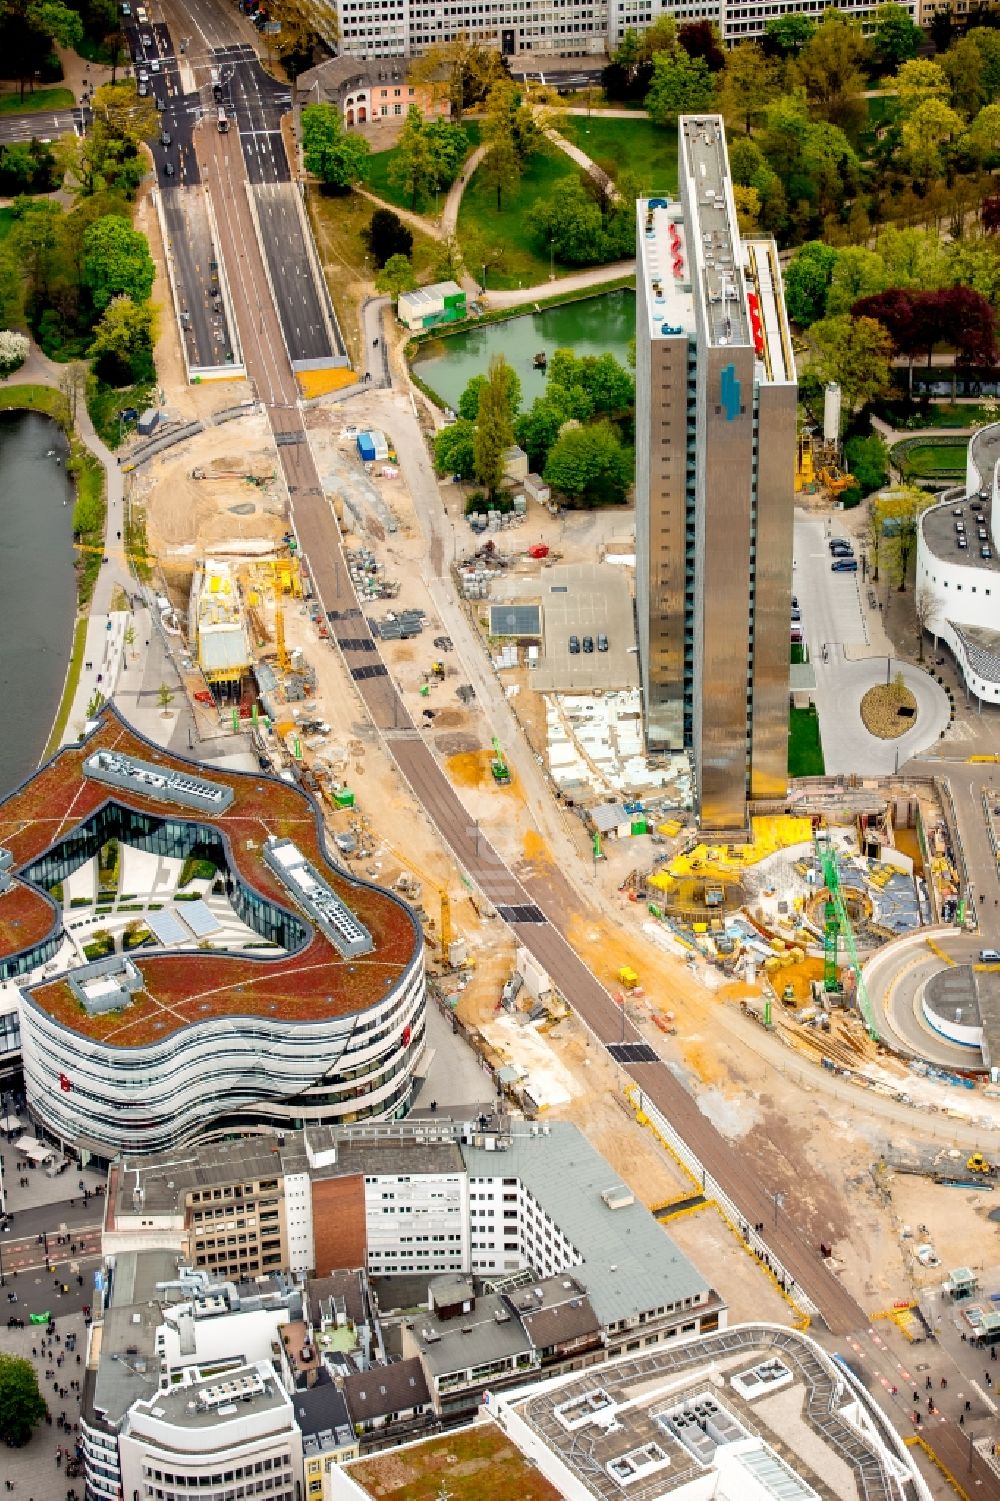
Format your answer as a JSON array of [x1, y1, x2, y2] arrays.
[[1, 709, 426, 1162], [915, 423, 1000, 705]]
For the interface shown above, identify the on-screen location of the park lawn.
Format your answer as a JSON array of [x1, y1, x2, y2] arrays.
[[892, 437, 968, 479], [307, 185, 443, 369], [0, 207, 13, 242], [366, 121, 481, 215], [559, 115, 678, 194], [0, 86, 74, 115], [788, 706, 824, 778], [880, 401, 998, 431], [458, 142, 578, 289]]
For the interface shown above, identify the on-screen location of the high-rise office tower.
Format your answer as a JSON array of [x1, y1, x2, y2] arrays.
[[635, 115, 797, 834]]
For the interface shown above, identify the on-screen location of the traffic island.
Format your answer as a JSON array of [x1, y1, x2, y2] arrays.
[[860, 678, 918, 739]]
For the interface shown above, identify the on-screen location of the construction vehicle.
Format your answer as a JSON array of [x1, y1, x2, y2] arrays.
[[490, 736, 511, 785], [968, 1153, 993, 1174], [819, 465, 856, 497]]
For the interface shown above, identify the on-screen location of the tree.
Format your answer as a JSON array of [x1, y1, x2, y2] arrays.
[[157, 682, 175, 715], [872, 3, 923, 70], [941, 35, 987, 116], [473, 354, 516, 495], [0, 328, 27, 375], [894, 57, 951, 115], [874, 487, 934, 591], [0, 1354, 46, 1446], [481, 82, 538, 211], [612, 26, 644, 82], [374, 253, 416, 301], [763, 14, 815, 58], [387, 110, 468, 209], [844, 432, 889, 494], [91, 80, 158, 149], [88, 295, 157, 383], [57, 358, 85, 423], [899, 97, 963, 184], [1, 0, 82, 100], [792, 11, 869, 128], [82, 217, 154, 313], [825, 247, 888, 316], [363, 207, 413, 269], [546, 348, 633, 417], [387, 107, 435, 210], [459, 364, 520, 421], [644, 46, 715, 125], [407, 34, 507, 123], [717, 42, 782, 135], [301, 104, 369, 189], [124, 622, 136, 660], [433, 418, 476, 477], [542, 422, 633, 507], [784, 240, 838, 325], [515, 396, 571, 471], [528, 177, 607, 266], [678, 20, 725, 72], [809, 314, 894, 418], [914, 583, 938, 660], [968, 100, 1000, 161]]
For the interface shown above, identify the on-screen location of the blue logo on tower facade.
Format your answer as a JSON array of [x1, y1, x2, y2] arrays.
[[720, 364, 741, 421]]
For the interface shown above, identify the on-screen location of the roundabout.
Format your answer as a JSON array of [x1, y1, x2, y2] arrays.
[[864, 928, 998, 1074]]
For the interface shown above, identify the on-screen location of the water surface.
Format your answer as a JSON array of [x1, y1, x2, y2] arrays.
[[0, 409, 76, 795]]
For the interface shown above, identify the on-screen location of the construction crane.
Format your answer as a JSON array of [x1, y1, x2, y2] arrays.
[[490, 736, 511, 785], [275, 599, 290, 673], [815, 833, 878, 1040]]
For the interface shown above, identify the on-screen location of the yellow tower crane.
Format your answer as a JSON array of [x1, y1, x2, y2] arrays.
[[440, 890, 453, 958], [275, 598, 290, 674]]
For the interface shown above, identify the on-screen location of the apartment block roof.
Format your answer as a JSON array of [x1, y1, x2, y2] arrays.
[[461, 1123, 711, 1329], [406, 1292, 533, 1379]]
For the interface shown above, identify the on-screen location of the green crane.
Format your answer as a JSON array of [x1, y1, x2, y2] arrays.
[[815, 833, 879, 1041]]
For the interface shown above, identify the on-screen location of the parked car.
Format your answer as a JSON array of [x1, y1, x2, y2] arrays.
[[568, 635, 580, 654], [831, 558, 858, 572], [828, 538, 852, 554], [597, 633, 608, 652], [582, 635, 594, 653]]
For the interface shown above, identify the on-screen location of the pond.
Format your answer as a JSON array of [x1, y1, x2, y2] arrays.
[[0, 409, 76, 796], [411, 290, 635, 412]]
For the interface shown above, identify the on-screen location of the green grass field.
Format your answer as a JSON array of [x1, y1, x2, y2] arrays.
[[366, 121, 480, 214], [891, 436, 968, 479], [458, 142, 578, 289], [0, 86, 74, 115], [788, 706, 825, 778], [0, 207, 13, 243], [559, 116, 678, 194]]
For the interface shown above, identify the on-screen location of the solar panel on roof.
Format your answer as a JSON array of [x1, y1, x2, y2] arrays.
[[145, 908, 188, 947], [177, 899, 222, 940]]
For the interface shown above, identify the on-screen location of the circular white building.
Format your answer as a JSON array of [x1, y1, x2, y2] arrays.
[[915, 423, 1000, 705]]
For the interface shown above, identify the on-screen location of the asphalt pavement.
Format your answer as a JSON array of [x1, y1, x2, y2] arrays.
[[794, 511, 951, 773]]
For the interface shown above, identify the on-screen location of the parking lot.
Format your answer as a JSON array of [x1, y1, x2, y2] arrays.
[[527, 562, 638, 693], [794, 511, 950, 773]]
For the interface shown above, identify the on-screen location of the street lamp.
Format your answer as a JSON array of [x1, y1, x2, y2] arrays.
[[549, 234, 555, 282], [771, 1191, 784, 1229]]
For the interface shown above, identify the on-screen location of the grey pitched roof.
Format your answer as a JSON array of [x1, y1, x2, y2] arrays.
[[343, 1357, 430, 1422], [460, 1122, 711, 1329]]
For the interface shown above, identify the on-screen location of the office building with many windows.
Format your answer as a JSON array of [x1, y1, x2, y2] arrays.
[[635, 116, 796, 832], [319, 0, 915, 61]]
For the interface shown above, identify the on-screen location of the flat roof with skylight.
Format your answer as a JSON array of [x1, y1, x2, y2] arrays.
[[483, 1324, 931, 1501]]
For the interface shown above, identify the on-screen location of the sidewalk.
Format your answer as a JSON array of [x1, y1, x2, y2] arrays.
[[486, 258, 635, 309]]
